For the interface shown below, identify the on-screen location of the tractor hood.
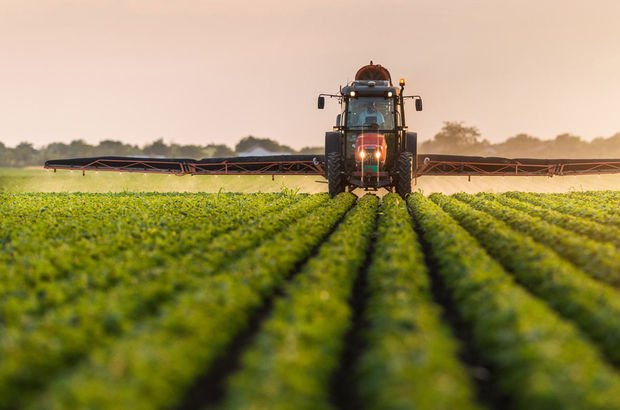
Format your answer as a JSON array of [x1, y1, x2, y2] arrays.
[[355, 133, 387, 163]]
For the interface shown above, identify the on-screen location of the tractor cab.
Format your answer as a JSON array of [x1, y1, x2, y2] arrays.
[[341, 83, 400, 186]]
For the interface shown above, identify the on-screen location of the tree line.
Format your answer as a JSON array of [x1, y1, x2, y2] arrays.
[[0, 136, 322, 167], [422, 122, 620, 158], [2, 124, 620, 167]]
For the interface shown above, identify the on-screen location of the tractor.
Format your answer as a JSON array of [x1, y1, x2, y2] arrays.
[[318, 62, 423, 197], [45, 62, 620, 195]]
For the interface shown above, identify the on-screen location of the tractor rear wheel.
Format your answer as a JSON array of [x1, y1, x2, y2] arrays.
[[396, 152, 413, 198], [327, 152, 345, 197]]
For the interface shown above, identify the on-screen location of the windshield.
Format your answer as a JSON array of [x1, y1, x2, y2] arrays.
[[346, 97, 395, 130]]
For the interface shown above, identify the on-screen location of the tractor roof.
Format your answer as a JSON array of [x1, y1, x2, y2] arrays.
[[341, 80, 399, 97]]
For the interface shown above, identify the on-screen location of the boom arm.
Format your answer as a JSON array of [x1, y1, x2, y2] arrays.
[[44, 154, 620, 178], [44, 155, 325, 176], [417, 154, 620, 177]]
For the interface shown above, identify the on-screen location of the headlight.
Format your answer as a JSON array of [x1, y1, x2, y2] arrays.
[[359, 150, 366, 159], [375, 150, 381, 160]]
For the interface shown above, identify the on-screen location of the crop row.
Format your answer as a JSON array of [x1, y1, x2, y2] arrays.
[[0, 192, 333, 408], [430, 193, 620, 367], [356, 194, 478, 410], [523, 191, 620, 214], [408, 193, 620, 409], [0, 193, 306, 324], [505, 191, 620, 226], [3, 191, 620, 408], [29, 193, 356, 409], [0, 193, 323, 333], [483, 193, 620, 248], [454, 192, 620, 287], [219, 194, 379, 409]]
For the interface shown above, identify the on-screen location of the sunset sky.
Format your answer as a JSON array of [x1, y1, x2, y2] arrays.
[[1, 0, 619, 149]]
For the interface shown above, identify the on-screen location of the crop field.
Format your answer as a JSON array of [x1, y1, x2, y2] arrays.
[[3, 190, 620, 409]]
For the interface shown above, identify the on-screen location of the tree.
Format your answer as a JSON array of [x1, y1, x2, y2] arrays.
[[12, 142, 39, 166], [67, 140, 95, 158], [43, 142, 70, 161], [96, 140, 140, 156], [234, 136, 293, 154], [590, 133, 620, 158], [552, 133, 587, 158], [494, 133, 544, 157], [168, 143, 202, 158], [434, 121, 481, 147], [143, 139, 169, 157], [421, 121, 487, 154], [0, 142, 8, 166], [204, 144, 235, 157]]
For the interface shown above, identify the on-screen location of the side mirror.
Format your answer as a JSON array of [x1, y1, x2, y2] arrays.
[[415, 97, 423, 112], [335, 114, 341, 127], [318, 96, 325, 109]]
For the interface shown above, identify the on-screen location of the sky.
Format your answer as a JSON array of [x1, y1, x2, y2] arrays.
[[1, 0, 619, 149]]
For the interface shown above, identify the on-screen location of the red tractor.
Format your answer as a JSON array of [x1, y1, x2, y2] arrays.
[[318, 62, 423, 197]]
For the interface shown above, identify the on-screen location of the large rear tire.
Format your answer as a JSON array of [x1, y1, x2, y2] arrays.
[[406, 132, 418, 172], [396, 152, 413, 198], [327, 152, 345, 197]]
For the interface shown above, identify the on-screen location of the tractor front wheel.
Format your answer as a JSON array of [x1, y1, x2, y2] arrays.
[[327, 152, 345, 197], [396, 152, 413, 198]]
